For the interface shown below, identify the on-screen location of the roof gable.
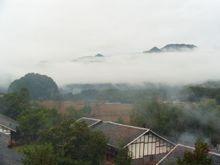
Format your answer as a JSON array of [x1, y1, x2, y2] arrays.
[[77, 117, 102, 127], [0, 114, 18, 132], [157, 144, 220, 165], [92, 121, 149, 148]]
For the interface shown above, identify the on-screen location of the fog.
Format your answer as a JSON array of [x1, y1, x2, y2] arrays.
[[0, 0, 220, 87]]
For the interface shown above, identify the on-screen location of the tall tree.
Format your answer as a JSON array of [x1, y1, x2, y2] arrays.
[[0, 88, 30, 119], [115, 147, 132, 165], [178, 139, 212, 165], [41, 120, 108, 165], [21, 144, 57, 165]]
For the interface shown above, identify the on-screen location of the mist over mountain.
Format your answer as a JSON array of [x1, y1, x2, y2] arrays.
[[144, 44, 197, 53], [0, 49, 220, 87], [72, 53, 105, 63], [0, 0, 220, 86]]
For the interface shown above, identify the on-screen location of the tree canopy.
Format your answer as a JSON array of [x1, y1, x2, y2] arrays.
[[178, 139, 212, 165], [8, 73, 60, 100], [40, 120, 108, 165]]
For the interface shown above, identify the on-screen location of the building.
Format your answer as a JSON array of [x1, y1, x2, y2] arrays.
[[0, 113, 18, 136], [0, 113, 22, 165], [77, 117, 175, 165], [78, 117, 220, 165], [157, 144, 220, 165]]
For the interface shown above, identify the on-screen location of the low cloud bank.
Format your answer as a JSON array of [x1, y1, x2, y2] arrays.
[[0, 49, 220, 87]]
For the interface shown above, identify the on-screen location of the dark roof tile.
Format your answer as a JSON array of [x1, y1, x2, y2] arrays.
[[0, 114, 18, 132], [157, 144, 220, 165], [92, 121, 149, 147], [77, 117, 102, 127]]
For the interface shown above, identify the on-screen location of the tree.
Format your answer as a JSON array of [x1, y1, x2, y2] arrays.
[[115, 147, 132, 165], [116, 117, 124, 124], [16, 108, 60, 144], [0, 88, 30, 119], [131, 99, 183, 136], [177, 139, 212, 165], [8, 73, 60, 100], [41, 120, 108, 165], [21, 143, 57, 165]]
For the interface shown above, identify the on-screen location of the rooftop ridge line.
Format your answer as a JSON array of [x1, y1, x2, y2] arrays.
[[79, 117, 102, 121], [104, 121, 149, 131], [177, 144, 220, 157], [156, 144, 179, 165]]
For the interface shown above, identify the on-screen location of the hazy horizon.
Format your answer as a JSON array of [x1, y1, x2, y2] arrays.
[[0, 0, 220, 87]]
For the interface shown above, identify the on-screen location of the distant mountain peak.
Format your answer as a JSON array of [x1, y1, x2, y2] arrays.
[[144, 43, 197, 53], [161, 44, 197, 52], [73, 53, 105, 63], [95, 53, 104, 57], [144, 47, 161, 53]]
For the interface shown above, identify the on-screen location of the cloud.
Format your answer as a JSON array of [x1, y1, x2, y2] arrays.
[[0, 0, 220, 86]]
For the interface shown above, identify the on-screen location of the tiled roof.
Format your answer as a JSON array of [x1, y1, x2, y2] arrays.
[[0, 133, 22, 165], [77, 117, 102, 127], [157, 144, 220, 165], [92, 121, 149, 148], [0, 114, 18, 132]]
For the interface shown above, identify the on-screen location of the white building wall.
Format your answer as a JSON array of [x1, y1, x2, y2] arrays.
[[128, 133, 172, 159]]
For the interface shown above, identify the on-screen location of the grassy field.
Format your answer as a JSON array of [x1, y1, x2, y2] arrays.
[[39, 101, 133, 124]]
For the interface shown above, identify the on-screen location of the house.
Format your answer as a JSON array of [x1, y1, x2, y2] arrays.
[[0, 113, 18, 136], [156, 144, 220, 165], [78, 117, 220, 165], [0, 114, 22, 165], [77, 117, 175, 165]]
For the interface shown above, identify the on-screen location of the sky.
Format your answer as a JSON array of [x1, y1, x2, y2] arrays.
[[0, 0, 220, 87]]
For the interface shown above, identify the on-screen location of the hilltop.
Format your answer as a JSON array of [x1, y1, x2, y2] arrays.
[[8, 73, 60, 100], [144, 44, 197, 53]]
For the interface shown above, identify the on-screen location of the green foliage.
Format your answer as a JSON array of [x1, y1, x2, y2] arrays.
[[131, 99, 183, 136], [131, 99, 220, 145], [8, 73, 60, 100], [16, 108, 60, 144], [116, 117, 124, 124], [177, 139, 212, 165], [115, 147, 132, 165], [0, 88, 30, 119], [188, 85, 220, 104], [41, 120, 108, 165], [65, 83, 176, 103], [21, 144, 57, 165], [64, 105, 91, 120]]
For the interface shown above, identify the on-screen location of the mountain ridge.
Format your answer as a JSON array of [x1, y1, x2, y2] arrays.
[[144, 44, 197, 53]]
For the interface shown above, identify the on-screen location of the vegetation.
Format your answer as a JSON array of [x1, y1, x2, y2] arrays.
[[188, 86, 220, 104], [1, 78, 220, 164], [21, 144, 57, 165], [20, 121, 107, 165], [64, 105, 91, 120], [8, 73, 60, 100], [115, 147, 132, 165], [178, 139, 212, 165], [15, 108, 60, 144], [0, 87, 108, 164], [0, 88, 30, 119], [40, 120, 107, 165], [131, 99, 183, 136], [131, 99, 220, 146]]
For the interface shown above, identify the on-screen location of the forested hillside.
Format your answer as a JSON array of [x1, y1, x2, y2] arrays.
[[8, 73, 60, 100]]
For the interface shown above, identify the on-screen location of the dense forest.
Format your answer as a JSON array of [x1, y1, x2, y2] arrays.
[[8, 73, 60, 100]]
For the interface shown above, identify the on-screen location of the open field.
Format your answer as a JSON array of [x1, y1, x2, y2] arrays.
[[39, 101, 133, 124]]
